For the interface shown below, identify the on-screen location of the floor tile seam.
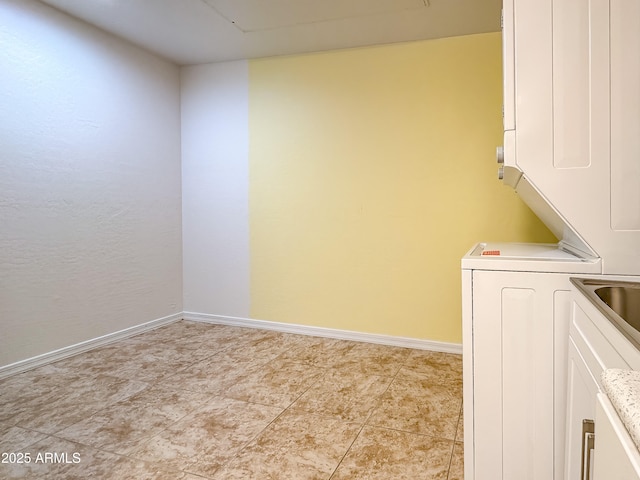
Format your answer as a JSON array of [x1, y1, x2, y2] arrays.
[[397, 348, 423, 365], [0, 424, 51, 450], [147, 349, 229, 366], [2, 432, 97, 464], [385, 358, 411, 379], [49, 394, 213, 455], [31, 388, 155, 439], [216, 400, 364, 478], [147, 382, 203, 396], [282, 364, 335, 407], [112, 418, 194, 468], [152, 355, 225, 380], [42, 433, 201, 479], [395, 364, 464, 380], [105, 394, 243, 466], [386, 372, 464, 398], [326, 418, 368, 480], [46, 431, 133, 458], [326, 425, 459, 480], [106, 336, 236, 363], [263, 338, 306, 364], [282, 405, 371, 428], [215, 389, 293, 410], [37, 431, 130, 459], [63, 371, 152, 390], [266, 354, 330, 369], [155, 343, 237, 368], [242, 352, 297, 371], [10, 420, 68, 439], [228, 372, 367, 459], [358, 367, 398, 428], [453, 403, 464, 443], [360, 423, 459, 443], [444, 433, 457, 480], [222, 359, 326, 408], [158, 349, 249, 383], [261, 366, 395, 426], [322, 355, 408, 376], [247, 365, 332, 419], [0, 417, 20, 429], [1, 382, 150, 433], [200, 403, 291, 477], [121, 448, 209, 478]]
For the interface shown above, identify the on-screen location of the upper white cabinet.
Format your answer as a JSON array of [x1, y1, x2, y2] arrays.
[[501, 0, 640, 274]]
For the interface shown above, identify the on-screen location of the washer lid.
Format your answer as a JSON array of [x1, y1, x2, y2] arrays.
[[469, 242, 584, 260], [462, 242, 602, 273]]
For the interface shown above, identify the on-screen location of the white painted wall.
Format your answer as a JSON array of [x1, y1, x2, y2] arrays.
[[181, 62, 250, 317], [0, 0, 182, 367]]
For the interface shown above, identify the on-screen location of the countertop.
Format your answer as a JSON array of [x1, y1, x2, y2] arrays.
[[602, 369, 640, 451]]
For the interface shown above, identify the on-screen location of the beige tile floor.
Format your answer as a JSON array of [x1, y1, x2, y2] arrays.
[[0, 320, 463, 479]]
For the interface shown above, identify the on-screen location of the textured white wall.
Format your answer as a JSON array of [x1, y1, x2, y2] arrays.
[[181, 62, 250, 317], [0, 0, 182, 367]]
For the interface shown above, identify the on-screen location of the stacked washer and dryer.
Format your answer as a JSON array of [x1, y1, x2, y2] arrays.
[[462, 0, 640, 479]]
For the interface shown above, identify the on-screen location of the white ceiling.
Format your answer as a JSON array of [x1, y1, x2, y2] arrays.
[[38, 0, 502, 65]]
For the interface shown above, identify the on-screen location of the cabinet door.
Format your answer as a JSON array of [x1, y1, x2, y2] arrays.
[[471, 271, 571, 480], [594, 394, 640, 480], [565, 339, 599, 480]]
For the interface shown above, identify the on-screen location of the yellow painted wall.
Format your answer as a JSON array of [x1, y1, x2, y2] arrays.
[[248, 33, 555, 343]]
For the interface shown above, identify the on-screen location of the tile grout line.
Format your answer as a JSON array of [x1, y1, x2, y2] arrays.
[[327, 351, 409, 479], [201, 355, 334, 477], [1, 323, 463, 479], [446, 402, 465, 479]]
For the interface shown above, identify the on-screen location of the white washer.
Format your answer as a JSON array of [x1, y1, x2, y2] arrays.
[[461, 242, 600, 480]]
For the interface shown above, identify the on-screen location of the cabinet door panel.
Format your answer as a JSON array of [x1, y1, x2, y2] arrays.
[[565, 339, 598, 480], [610, 0, 640, 231], [471, 271, 570, 480], [502, 287, 553, 480], [552, 0, 590, 168]]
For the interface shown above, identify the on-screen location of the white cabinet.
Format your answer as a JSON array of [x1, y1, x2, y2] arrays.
[[565, 280, 640, 479], [501, 0, 640, 274], [594, 393, 640, 480], [565, 338, 598, 480], [463, 270, 572, 480]]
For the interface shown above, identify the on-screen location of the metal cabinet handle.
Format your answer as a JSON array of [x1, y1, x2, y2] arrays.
[[581, 419, 595, 480]]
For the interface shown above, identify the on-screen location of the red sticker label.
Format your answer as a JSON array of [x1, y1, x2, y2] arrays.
[[481, 250, 501, 256]]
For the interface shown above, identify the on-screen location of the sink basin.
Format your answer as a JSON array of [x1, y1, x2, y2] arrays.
[[571, 278, 640, 350], [596, 286, 640, 332]]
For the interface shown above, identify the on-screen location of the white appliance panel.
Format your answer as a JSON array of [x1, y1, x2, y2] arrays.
[[499, 0, 640, 275]]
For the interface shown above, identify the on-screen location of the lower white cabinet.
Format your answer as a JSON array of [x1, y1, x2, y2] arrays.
[[594, 393, 640, 480], [463, 270, 573, 480], [463, 270, 640, 480], [565, 338, 598, 480], [565, 279, 640, 479]]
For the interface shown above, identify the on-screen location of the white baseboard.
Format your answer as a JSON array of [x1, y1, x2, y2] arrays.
[[182, 312, 462, 355], [0, 313, 183, 379], [1, 311, 461, 379]]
